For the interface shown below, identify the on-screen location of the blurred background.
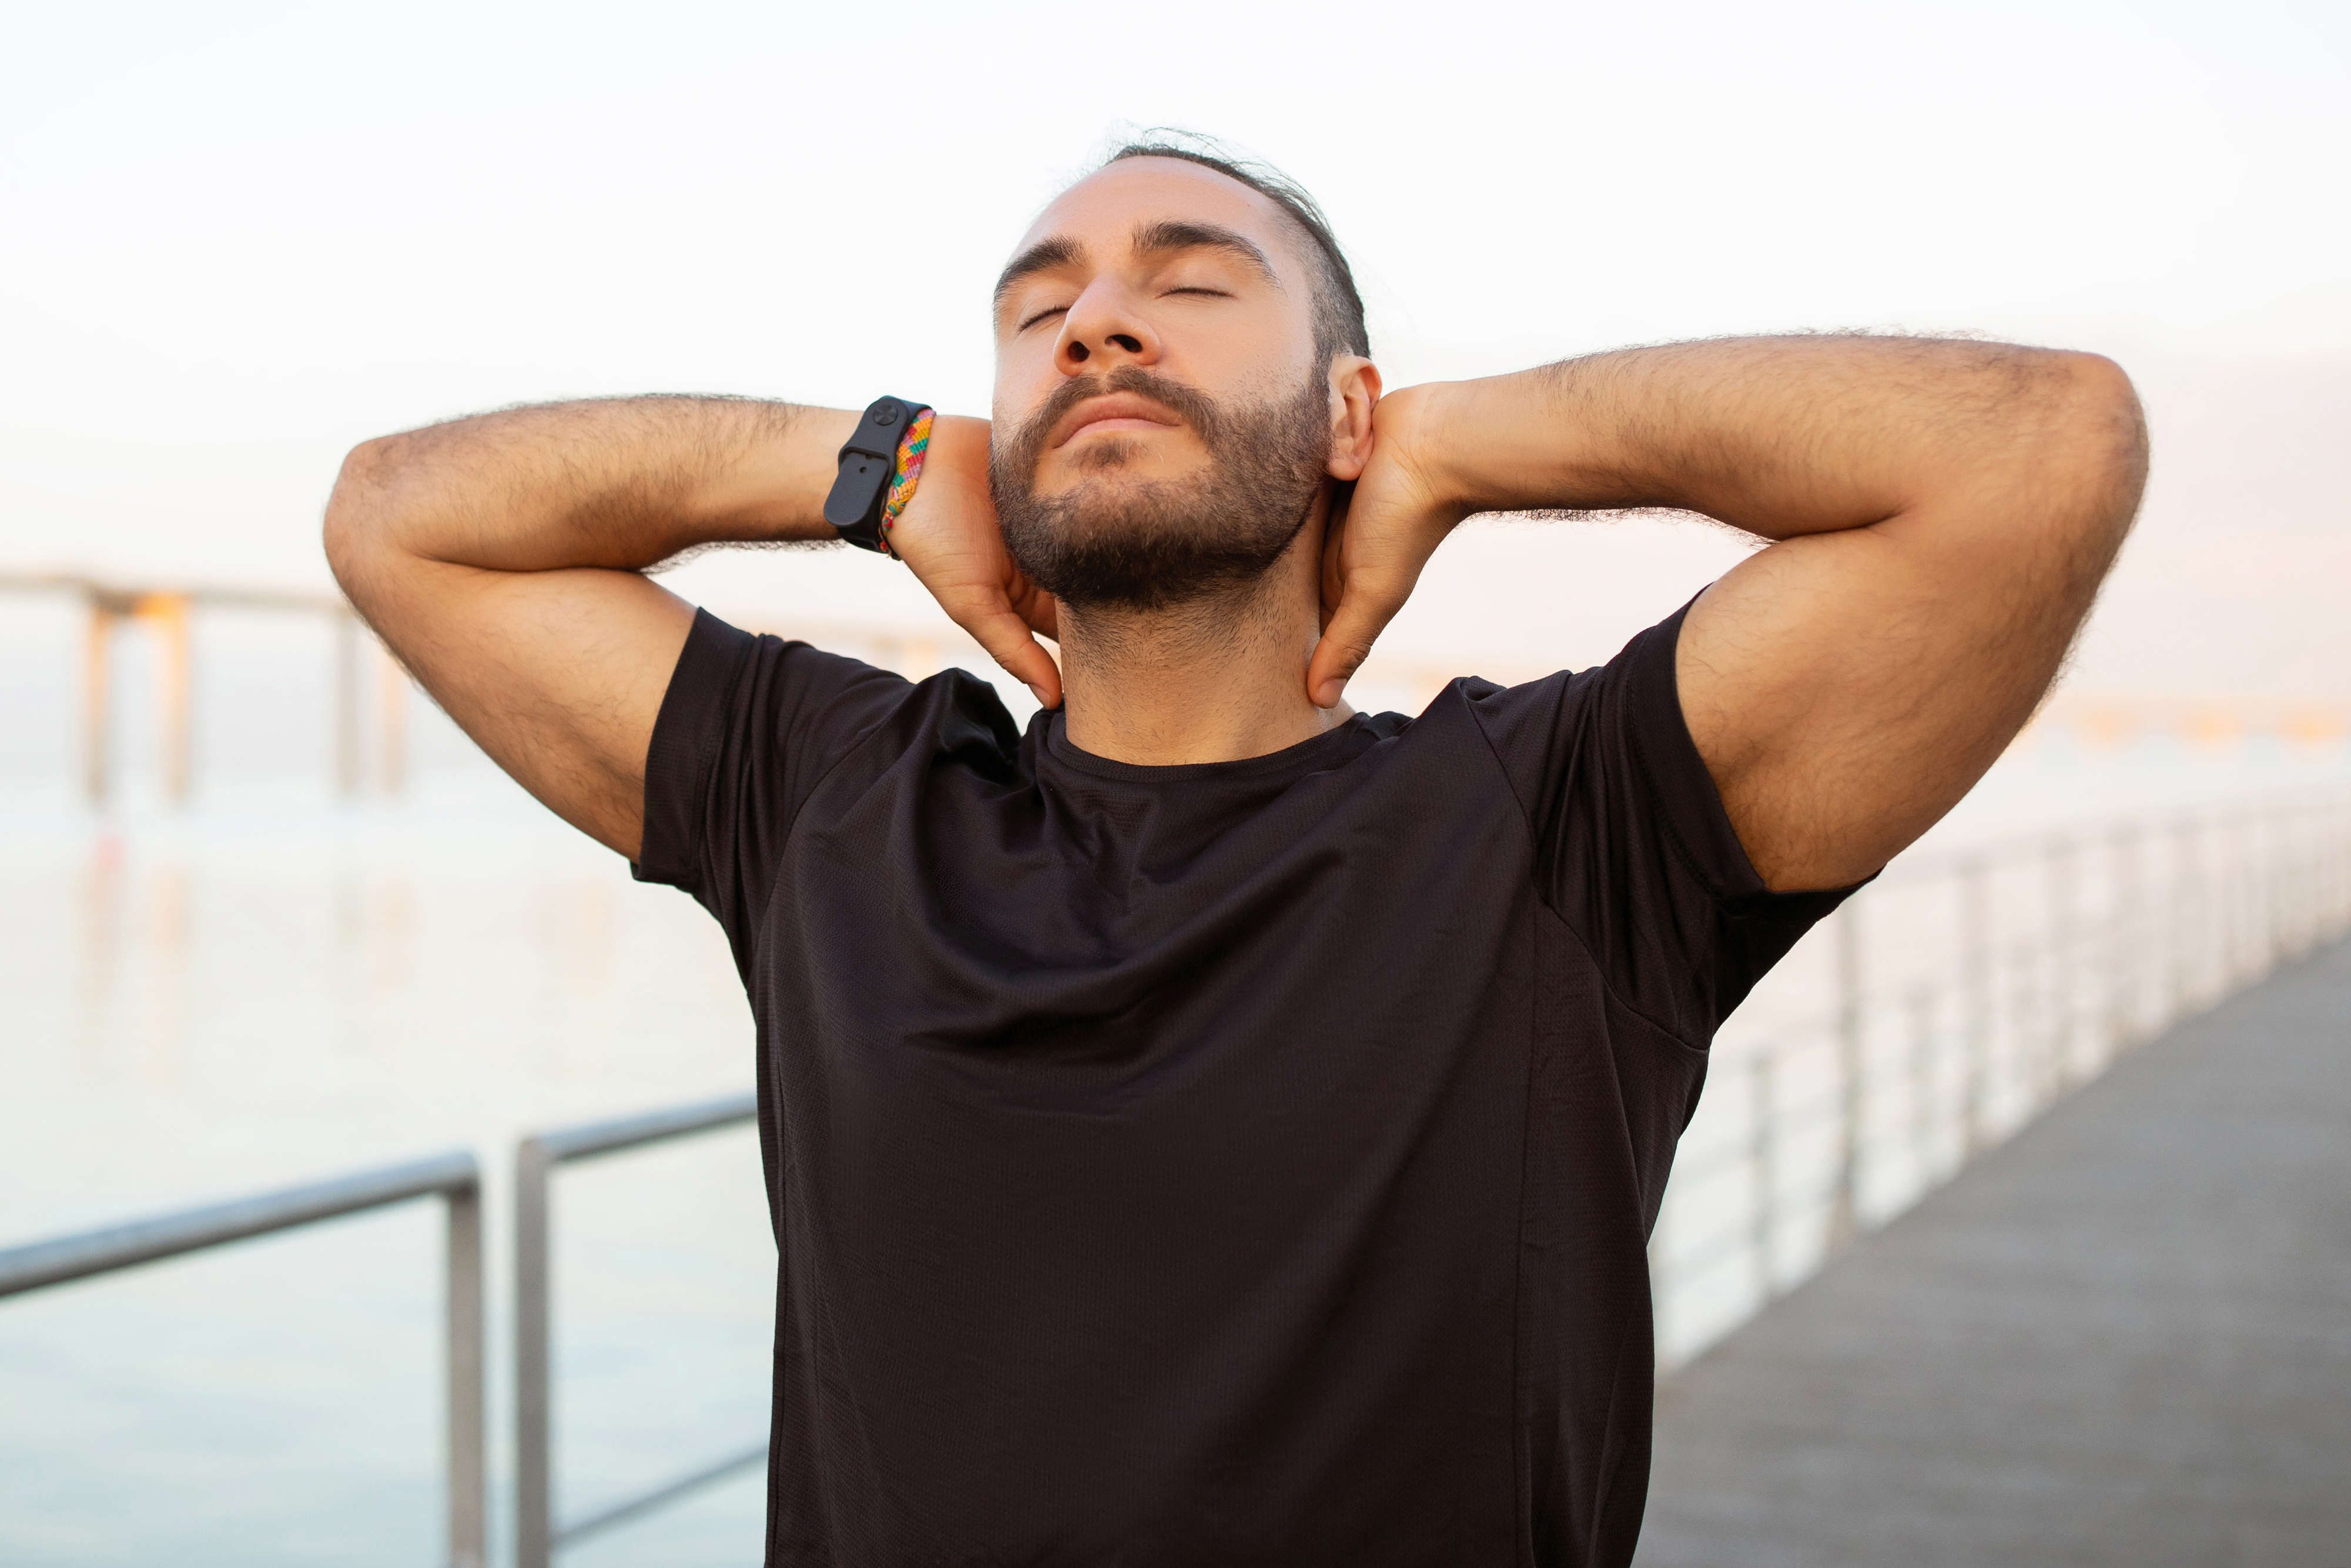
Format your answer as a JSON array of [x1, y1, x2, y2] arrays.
[[3, 1, 2345, 1564]]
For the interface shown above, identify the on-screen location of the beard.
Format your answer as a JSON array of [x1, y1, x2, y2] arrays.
[[990, 363, 1332, 613]]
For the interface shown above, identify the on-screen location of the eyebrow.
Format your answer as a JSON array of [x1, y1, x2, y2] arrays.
[[1128, 220, 1280, 287], [991, 220, 1282, 311], [993, 236, 1086, 309]]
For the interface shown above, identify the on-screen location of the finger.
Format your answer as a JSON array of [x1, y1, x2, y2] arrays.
[[1014, 582, 1061, 644], [947, 592, 1064, 710], [1305, 568, 1414, 709], [1317, 497, 1349, 635]]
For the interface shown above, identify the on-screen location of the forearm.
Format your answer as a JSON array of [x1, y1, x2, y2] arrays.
[[1422, 335, 2140, 547], [314, 396, 866, 854], [324, 396, 856, 588]]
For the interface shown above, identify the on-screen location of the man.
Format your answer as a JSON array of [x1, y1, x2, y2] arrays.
[[325, 138, 2145, 1566]]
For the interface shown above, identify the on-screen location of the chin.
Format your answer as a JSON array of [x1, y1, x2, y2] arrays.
[[1062, 433, 1204, 480], [1067, 436, 1142, 477], [1041, 471, 1209, 541]]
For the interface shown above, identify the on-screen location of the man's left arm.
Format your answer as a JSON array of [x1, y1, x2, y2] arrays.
[[1314, 336, 2149, 890]]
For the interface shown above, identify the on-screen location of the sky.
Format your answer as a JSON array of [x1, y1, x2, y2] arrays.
[[2, 0, 2346, 696]]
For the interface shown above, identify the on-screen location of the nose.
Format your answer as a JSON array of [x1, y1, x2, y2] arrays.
[[1054, 277, 1161, 377]]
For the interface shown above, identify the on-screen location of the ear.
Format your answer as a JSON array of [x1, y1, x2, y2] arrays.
[[1324, 356, 1381, 481]]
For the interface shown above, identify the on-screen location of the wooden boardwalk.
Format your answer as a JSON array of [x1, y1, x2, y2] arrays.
[[1639, 936, 2351, 1567]]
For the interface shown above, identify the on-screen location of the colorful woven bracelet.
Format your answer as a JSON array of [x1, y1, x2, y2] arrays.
[[876, 407, 936, 558]]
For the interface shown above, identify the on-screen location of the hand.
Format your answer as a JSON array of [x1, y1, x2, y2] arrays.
[[1307, 383, 1471, 709], [886, 415, 1065, 709]]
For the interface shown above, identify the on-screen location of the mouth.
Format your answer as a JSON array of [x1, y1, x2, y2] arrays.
[[1047, 391, 1184, 452]]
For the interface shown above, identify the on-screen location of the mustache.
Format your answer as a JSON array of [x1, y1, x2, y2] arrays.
[[988, 363, 1336, 612], [997, 365, 1230, 483]]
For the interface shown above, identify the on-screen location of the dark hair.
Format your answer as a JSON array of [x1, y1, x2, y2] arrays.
[[1102, 130, 1370, 364]]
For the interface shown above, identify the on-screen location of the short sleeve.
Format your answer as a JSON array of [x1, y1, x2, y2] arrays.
[[1468, 602, 1860, 1046], [631, 608, 911, 966]]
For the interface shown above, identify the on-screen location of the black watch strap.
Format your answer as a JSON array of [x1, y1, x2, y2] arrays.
[[823, 395, 925, 551]]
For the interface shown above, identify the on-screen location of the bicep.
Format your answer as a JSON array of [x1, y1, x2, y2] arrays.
[[1679, 381, 2144, 890], [351, 557, 694, 858]]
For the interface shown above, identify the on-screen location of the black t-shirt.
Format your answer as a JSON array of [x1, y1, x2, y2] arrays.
[[633, 603, 1850, 1567]]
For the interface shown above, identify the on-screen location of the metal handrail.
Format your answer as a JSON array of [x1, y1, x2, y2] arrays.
[[0, 1151, 487, 1568], [514, 1090, 762, 1567], [1650, 788, 2351, 1366]]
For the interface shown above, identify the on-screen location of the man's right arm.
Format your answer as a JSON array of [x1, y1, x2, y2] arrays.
[[324, 395, 1049, 861]]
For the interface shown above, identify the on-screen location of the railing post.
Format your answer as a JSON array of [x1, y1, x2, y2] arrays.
[[2307, 803, 2322, 944], [1960, 857, 1991, 1154], [2266, 803, 2288, 970], [2008, 936, 2037, 1113], [1749, 1050, 1777, 1304], [2307, 802, 2325, 950], [2320, 800, 2337, 939], [2325, 803, 2336, 940], [2168, 819, 2196, 1025], [2045, 836, 2077, 1092], [444, 1179, 487, 1568], [508, 1093, 765, 1555], [2296, 802, 2312, 950], [0, 1148, 483, 1552], [1828, 902, 1863, 1248], [2225, 811, 2248, 985], [2105, 826, 2138, 1058], [2323, 799, 2341, 943], [1906, 984, 1937, 1192], [2339, 796, 2351, 936], [516, 1137, 555, 1568]]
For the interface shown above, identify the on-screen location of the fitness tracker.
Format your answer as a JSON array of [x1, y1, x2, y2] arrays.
[[825, 396, 928, 552]]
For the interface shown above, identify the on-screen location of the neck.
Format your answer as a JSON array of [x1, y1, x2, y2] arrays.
[[1054, 508, 1350, 766]]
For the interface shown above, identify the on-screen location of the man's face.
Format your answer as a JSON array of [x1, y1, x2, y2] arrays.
[[989, 158, 1337, 611]]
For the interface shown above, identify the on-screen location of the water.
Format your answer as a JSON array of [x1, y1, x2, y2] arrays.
[[4, 599, 2346, 1564], [0, 789, 776, 1565]]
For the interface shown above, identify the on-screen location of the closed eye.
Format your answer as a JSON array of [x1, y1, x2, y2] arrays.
[[1016, 286, 1228, 333]]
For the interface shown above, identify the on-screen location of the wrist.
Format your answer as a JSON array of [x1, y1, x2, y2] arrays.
[[1435, 368, 1597, 517], [1437, 377, 1564, 521], [1370, 381, 1481, 527]]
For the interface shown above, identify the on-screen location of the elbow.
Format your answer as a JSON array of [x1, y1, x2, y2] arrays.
[[321, 435, 404, 596], [2035, 350, 2149, 550], [2051, 351, 2149, 491]]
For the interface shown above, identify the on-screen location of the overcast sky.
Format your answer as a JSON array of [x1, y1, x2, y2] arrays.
[[2, 0, 2345, 695]]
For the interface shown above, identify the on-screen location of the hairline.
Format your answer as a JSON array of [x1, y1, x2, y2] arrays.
[[1106, 146, 1368, 363]]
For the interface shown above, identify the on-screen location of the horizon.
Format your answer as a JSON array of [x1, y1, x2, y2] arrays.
[[2, 0, 2345, 702]]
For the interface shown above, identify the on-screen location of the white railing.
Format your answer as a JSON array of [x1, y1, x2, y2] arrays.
[[15, 571, 2351, 1470], [513, 1094, 765, 1567], [0, 1152, 488, 1567], [1652, 790, 2351, 1367]]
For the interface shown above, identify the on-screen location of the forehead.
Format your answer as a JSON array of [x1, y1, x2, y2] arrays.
[[1012, 157, 1302, 279]]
